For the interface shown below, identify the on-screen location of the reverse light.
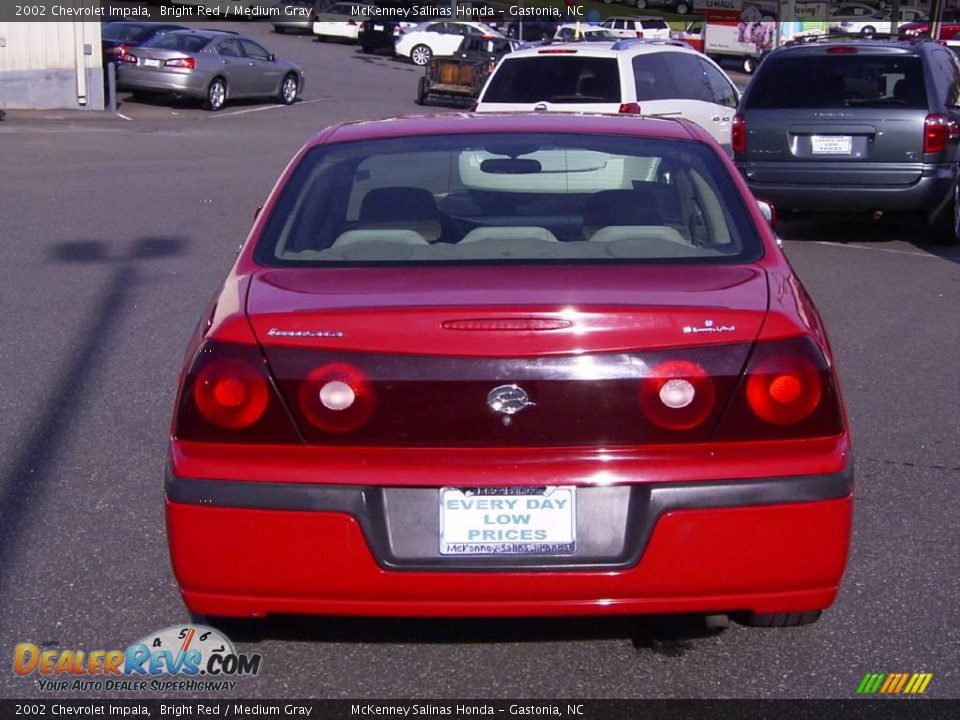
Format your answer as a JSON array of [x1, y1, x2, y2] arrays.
[[732, 113, 746, 153], [299, 363, 374, 433], [165, 57, 196, 70], [640, 360, 716, 431], [618, 103, 642, 114]]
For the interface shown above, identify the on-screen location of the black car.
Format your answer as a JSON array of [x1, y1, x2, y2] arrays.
[[734, 37, 960, 245], [101, 22, 186, 65], [504, 21, 559, 42], [635, 0, 693, 16], [358, 20, 405, 54]]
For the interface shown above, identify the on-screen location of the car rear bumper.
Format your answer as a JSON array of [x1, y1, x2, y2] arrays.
[[117, 67, 208, 97], [165, 462, 853, 618], [738, 163, 956, 212]]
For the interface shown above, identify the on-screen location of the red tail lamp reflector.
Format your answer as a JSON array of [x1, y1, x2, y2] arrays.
[[924, 114, 956, 154], [639, 360, 716, 431], [299, 363, 375, 433], [164, 57, 196, 70], [619, 103, 642, 115], [747, 353, 823, 425], [193, 358, 269, 429]]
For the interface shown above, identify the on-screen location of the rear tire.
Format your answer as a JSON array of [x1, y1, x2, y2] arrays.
[[411, 44, 432, 66], [861, 25, 876, 36], [743, 56, 758, 74], [204, 77, 226, 111], [929, 182, 960, 245], [735, 610, 822, 627]]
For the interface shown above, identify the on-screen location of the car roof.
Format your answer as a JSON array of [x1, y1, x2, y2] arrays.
[[314, 113, 704, 148], [505, 39, 697, 58], [773, 38, 927, 56]]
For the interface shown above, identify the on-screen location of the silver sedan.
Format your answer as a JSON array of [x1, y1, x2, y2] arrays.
[[117, 29, 304, 111]]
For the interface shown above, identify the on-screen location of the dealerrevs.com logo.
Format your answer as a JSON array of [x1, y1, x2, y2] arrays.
[[13, 625, 261, 692]]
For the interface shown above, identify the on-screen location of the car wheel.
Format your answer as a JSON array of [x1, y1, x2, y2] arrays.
[[415, 75, 429, 106], [676, 2, 690, 14], [743, 56, 758, 74], [734, 611, 822, 627], [635, 0, 648, 8], [204, 77, 227, 111], [929, 182, 960, 245], [410, 44, 432, 66], [278, 73, 298, 105], [861, 25, 876, 35]]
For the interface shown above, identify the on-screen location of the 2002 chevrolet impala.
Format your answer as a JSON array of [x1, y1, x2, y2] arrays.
[[166, 113, 852, 628]]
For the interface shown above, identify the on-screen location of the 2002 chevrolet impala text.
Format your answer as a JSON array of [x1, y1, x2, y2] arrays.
[[166, 113, 852, 628]]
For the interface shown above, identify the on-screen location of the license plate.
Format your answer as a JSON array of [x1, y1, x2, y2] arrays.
[[811, 135, 852, 155], [374, 24, 384, 31], [142, 58, 161, 68], [439, 487, 576, 555]]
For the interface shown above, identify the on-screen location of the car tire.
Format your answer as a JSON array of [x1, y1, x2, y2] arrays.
[[277, 73, 298, 105], [635, 0, 648, 9], [676, 2, 690, 14], [743, 56, 758, 74], [929, 182, 960, 245], [861, 26, 876, 36], [734, 611, 822, 627], [204, 77, 227, 112], [411, 44, 432, 66], [415, 75, 429, 106]]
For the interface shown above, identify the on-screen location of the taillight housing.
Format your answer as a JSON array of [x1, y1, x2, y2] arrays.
[[714, 336, 844, 440], [639, 360, 717, 431], [109, 44, 127, 57], [619, 103, 642, 114], [164, 57, 196, 70], [732, 113, 746, 153], [636, 31, 644, 38], [924, 113, 957, 154], [121, 53, 138, 64], [174, 341, 300, 443]]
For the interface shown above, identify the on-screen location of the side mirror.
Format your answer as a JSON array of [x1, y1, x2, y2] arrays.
[[756, 199, 776, 227]]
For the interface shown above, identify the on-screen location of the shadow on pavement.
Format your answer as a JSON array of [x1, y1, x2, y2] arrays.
[[0, 237, 189, 605]]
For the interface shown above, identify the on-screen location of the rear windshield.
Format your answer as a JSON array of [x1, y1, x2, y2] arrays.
[[254, 133, 761, 266], [641, 20, 668, 29], [482, 57, 621, 104], [144, 34, 212, 53], [745, 55, 927, 109], [102, 24, 153, 42]]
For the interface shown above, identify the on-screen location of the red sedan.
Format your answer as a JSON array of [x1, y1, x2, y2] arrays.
[[167, 113, 852, 628]]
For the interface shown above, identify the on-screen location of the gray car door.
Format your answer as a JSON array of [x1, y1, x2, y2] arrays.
[[215, 38, 250, 96], [239, 39, 282, 96]]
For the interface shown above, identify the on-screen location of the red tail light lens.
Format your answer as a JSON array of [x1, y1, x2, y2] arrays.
[[732, 113, 746, 153], [636, 31, 644, 38], [109, 44, 127, 57], [298, 363, 375, 433], [174, 341, 300, 443], [194, 358, 269, 429], [121, 53, 138, 64], [619, 103, 642, 114], [924, 114, 955, 154], [826, 46, 857, 54], [639, 360, 717, 431], [165, 57, 196, 70], [715, 336, 843, 440]]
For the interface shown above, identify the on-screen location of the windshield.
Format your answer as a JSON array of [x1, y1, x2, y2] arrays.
[[254, 133, 761, 266]]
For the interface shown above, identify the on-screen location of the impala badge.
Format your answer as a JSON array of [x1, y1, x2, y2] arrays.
[[487, 385, 534, 425]]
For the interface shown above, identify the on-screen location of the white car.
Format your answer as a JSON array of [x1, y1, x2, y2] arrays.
[[600, 16, 671, 40], [312, 2, 372, 43], [475, 40, 740, 151], [395, 21, 504, 66], [828, 3, 887, 35], [552, 24, 618, 43]]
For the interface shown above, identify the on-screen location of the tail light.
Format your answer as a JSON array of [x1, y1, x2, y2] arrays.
[[348, 19, 356, 26], [619, 103, 642, 114], [121, 53, 138, 64], [636, 31, 644, 38], [639, 360, 717, 431], [298, 363, 375, 433], [108, 44, 127, 57], [174, 340, 300, 443], [394, 26, 403, 38], [826, 46, 857, 54], [164, 57, 195, 70], [715, 336, 843, 440], [732, 113, 746, 153], [924, 114, 957, 154]]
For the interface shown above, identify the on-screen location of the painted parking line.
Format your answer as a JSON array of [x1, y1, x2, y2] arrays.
[[116, 113, 133, 121], [212, 98, 323, 118], [811, 241, 959, 259]]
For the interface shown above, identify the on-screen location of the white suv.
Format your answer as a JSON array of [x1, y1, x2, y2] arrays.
[[600, 16, 671, 40], [475, 40, 740, 150]]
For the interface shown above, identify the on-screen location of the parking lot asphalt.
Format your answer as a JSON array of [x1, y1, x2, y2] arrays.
[[1, 22, 958, 700]]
